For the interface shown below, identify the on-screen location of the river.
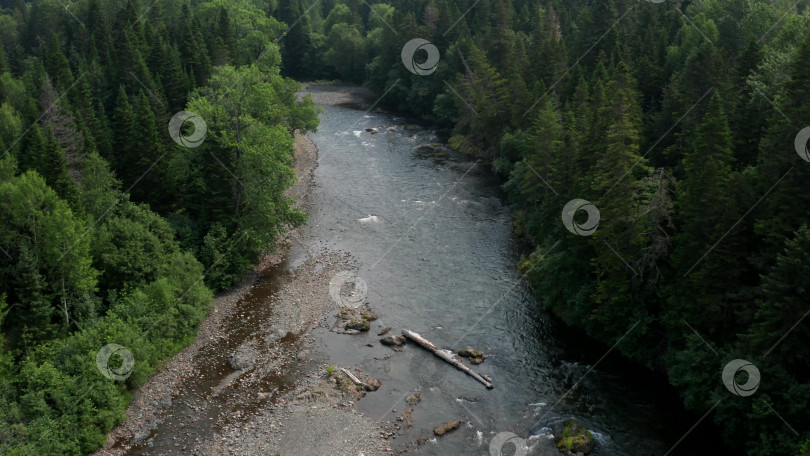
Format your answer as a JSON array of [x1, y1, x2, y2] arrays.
[[121, 86, 730, 456], [288, 86, 728, 455]]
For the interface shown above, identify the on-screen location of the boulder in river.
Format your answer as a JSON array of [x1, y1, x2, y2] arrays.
[[556, 419, 595, 455], [227, 353, 252, 370], [458, 348, 486, 364], [345, 319, 370, 331], [378, 327, 391, 336], [266, 327, 289, 344], [334, 307, 376, 333], [364, 378, 381, 391], [130, 429, 150, 445], [380, 335, 407, 346], [227, 344, 257, 370], [433, 420, 462, 436]]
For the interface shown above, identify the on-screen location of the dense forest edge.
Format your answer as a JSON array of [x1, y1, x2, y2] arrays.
[[0, 0, 319, 453], [0, 0, 808, 455]]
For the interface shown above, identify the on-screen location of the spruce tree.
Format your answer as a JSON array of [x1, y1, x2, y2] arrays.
[[753, 34, 810, 265], [13, 244, 54, 346], [111, 86, 139, 185], [19, 125, 78, 207], [130, 91, 166, 208], [44, 32, 74, 91], [667, 92, 739, 339], [589, 63, 650, 341]]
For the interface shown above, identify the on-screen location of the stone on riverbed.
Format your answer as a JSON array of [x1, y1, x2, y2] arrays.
[[227, 344, 258, 370], [458, 348, 485, 364], [345, 319, 370, 331], [556, 419, 595, 455], [433, 420, 462, 436], [334, 306, 376, 333], [364, 378, 381, 391], [228, 353, 252, 370], [380, 335, 407, 346]]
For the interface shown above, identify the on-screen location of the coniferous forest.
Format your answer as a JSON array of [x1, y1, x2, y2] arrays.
[[1, 0, 809, 455]]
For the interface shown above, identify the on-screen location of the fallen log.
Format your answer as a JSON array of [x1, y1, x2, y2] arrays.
[[402, 330, 494, 389], [340, 367, 365, 386], [340, 367, 381, 391]]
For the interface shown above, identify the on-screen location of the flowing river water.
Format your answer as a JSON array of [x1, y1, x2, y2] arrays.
[[124, 86, 730, 456]]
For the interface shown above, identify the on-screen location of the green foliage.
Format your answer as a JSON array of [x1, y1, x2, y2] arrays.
[[323, 23, 365, 82], [0, 0, 318, 453], [179, 63, 316, 288]]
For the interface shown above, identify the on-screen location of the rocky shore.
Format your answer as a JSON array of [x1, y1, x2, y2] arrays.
[[93, 85, 393, 456]]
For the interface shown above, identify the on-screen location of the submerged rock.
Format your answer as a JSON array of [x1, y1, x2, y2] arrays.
[[380, 335, 407, 346], [433, 420, 462, 436]]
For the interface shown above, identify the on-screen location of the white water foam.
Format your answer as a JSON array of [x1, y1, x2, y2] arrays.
[[358, 215, 380, 224]]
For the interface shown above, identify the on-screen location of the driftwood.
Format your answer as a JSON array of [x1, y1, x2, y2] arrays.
[[340, 368, 365, 386], [340, 368, 381, 391], [402, 330, 493, 389]]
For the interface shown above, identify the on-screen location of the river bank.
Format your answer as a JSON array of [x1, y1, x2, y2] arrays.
[[93, 85, 393, 456]]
